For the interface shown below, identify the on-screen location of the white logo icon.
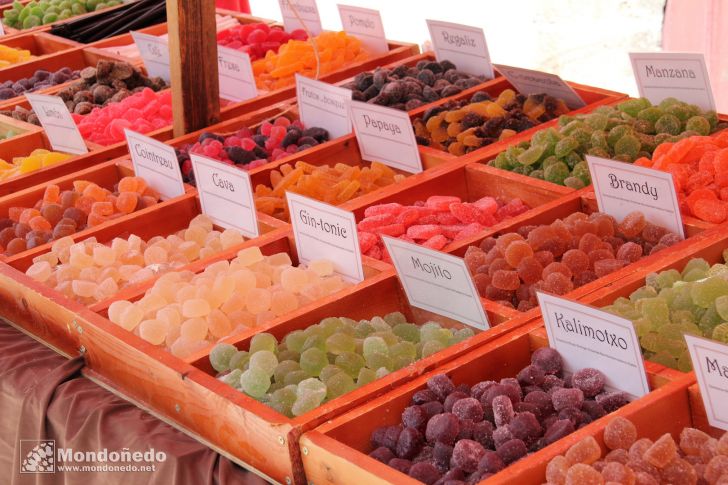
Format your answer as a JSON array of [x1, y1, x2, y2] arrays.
[[20, 440, 55, 473]]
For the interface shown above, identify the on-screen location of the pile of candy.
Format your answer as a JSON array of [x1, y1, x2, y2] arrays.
[[255, 161, 406, 221], [368, 349, 627, 483], [0, 176, 159, 256], [3, 0, 122, 29], [0, 149, 72, 181], [489, 98, 724, 188], [546, 416, 728, 485], [253, 31, 369, 91], [0, 66, 79, 101], [108, 247, 349, 356], [0, 44, 33, 68], [25, 215, 246, 305], [634, 131, 728, 223], [358, 195, 529, 261], [341, 59, 484, 111], [75, 88, 173, 145], [414, 90, 570, 155], [210, 315, 474, 417], [464, 211, 682, 312], [176, 117, 329, 184], [603, 255, 728, 371], [0, 126, 19, 141], [217, 22, 308, 61]]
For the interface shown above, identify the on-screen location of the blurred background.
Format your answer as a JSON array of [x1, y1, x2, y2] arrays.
[[246, 0, 727, 112]]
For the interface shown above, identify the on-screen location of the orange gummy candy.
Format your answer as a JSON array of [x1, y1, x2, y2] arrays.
[[19, 208, 40, 225], [75, 196, 95, 214], [118, 176, 146, 194], [8, 207, 23, 222], [83, 183, 107, 202], [87, 212, 106, 227], [115, 192, 138, 213], [73, 180, 91, 193], [43, 185, 60, 203], [91, 201, 114, 216], [28, 215, 51, 232]]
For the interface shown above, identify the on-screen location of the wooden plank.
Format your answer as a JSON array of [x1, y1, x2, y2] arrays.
[[300, 321, 696, 485], [166, 0, 221, 136]]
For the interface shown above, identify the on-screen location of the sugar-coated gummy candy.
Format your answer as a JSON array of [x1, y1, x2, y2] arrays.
[[490, 97, 726, 186], [217, 23, 307, 62], [604, 416, 638, 451]]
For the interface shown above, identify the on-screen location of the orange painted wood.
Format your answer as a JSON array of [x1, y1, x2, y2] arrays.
[[0, 159, 192, 265], [0, 32, 80, 70], [299, 321, 694, 485], [0, 132, 124, 197]]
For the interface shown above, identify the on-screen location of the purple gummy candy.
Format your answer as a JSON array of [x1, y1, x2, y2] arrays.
[[371, 425, 403, 450], [457, 419, 475, 441], [572, 368, 605, 397], [558, 406, 589, 428], [426, 413, 460, 445], [396, 427, 424, 459], [440, 467, 466, 483], [492, 395, 514, 428], [413, 389, 439, 405], [482, 383, 520, 408], [500, 378, 523, 399], [403, 405, 428, 430], [581, 400, 607, 420], [477, 450, 505, 473], [541, 374, 565, 391], [455, 383, 471, 395], [370, 446, 394, 463], [551, 387, 584, 411], [531, 347, 563, 374], [544, 419, 575, 445], [470, 381, 497, 401], [492, 425, 513, 448], [595, 391, 629, 412], [508, 411, 542, 444], [516, 364, 546, 386], [428, 374, 455, 401], [496, 438, 528, 464], [409, 461, 442, 484], [433, 441, 454, 470], [422, 401, 445, 419], [444, 391, 469, 413], [413, 445, 434, 464], [388, 457, 412, 474], [452, 398, 484, 423], [471, 420, 494, 449], [524, 390, 555, 419], [450, 439, 486, 474]]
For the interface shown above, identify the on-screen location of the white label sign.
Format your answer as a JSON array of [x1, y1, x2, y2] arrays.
[[132, 31, 171, 82], [0, 22, 5, 36], [124, 129, 184, 200], [279, 0, 323, 36], [538, 292, 649, 400], [296, 74, 352, 139], [337, 5, 388, 54], [287, 192, 363, 283], [426, 20, 493, 79], [382, 236, 489, 331], [217, 46, 258, 102], [587, 155, 685, 239], [190, 153, 259, 238], [493, 64, 586, 110], [25, 93, 88, 155], [630, 52, 716, 112], [685, 334, 728, 431], [350, 101, 422, 173]]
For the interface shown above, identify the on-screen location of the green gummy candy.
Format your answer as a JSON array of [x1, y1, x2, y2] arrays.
[[334, 352, 365, 378], [690, 277, 728, 308], [517, 144, 547, 166], [240, 367, 271, 398], [655, 114, 682, 135], [209, 343, 237, 372]]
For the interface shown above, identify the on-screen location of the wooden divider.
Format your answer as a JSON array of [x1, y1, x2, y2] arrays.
[[0, 31, 80, 69]]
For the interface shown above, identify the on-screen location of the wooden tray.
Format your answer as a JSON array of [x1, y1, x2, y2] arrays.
[[70, 266, 535, 485], [578, 224, 728, 377], [0, 45, 130, 109], [0, 158, 194, 265], [0, 31, 80, 70], [298, 320, 693, 485], [0, 129, 126, 196]]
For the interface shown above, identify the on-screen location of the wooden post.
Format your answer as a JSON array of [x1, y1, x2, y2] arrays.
[[166, 0, 221, 136]]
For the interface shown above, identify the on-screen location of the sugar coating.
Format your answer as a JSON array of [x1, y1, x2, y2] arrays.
[[368, 348, 623, 482], [464, 210, 680, 312], [602, 255, 728, 371], [547, 416, 728, 484], [1, 176, 160, 257], [358, 195, 528, 262], [26, 215, 245, 305], [109, 247, 348, 353], [211, 315, 474, 418]]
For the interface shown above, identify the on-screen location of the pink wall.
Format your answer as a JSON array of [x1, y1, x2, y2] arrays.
[[663, 0, 728, 112]]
